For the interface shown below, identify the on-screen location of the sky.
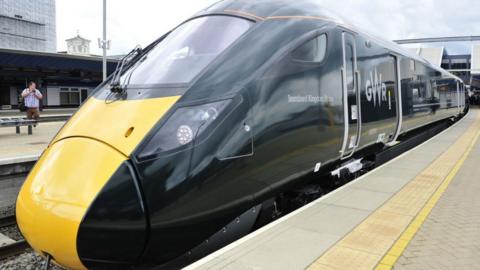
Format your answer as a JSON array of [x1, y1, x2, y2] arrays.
[[56, 0, 480, 56]]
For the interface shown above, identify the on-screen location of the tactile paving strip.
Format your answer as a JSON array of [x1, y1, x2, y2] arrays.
[[308, 112, 480, 270]]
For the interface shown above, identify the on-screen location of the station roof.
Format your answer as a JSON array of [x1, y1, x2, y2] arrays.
[[0, 48, 117, 73]]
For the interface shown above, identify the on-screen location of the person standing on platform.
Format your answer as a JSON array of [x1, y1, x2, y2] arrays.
[[21, 81, 43, 121]]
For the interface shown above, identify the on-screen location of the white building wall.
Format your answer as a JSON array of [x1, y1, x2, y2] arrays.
[[46, 87, 60, 106], [418, 47, 444, 67], [67, 37, 91, 55], [46, 86, 94, 106], [472, 45, 480, 75]]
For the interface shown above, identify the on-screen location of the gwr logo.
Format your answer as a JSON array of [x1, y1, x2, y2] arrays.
[[365, 69, 387, 107]]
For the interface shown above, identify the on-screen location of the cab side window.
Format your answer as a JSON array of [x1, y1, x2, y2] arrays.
[[344, 44, 355, 90], [291, 34, 327, 63]]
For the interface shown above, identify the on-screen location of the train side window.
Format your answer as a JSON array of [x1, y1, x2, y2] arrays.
[[291, 34, 327, 63], [413, 88, 419, 99], [345, 44, 354, 90]]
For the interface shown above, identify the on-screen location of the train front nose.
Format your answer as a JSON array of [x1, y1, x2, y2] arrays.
[[16, 137, 146, 269]]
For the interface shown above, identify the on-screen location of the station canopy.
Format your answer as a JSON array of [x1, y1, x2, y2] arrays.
[[0, 48, 118, 73]]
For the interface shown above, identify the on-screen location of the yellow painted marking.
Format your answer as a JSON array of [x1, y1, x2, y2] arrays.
[[16, 138, 126, 269], [17, 95, 181, 269], [375, 128, 480, 269], [308, 111, 480, 270], [52, 95, 180, 156]]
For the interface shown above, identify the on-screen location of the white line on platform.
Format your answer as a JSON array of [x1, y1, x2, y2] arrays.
[[184, 112, 469, 270], [0, 155, 39, 166]]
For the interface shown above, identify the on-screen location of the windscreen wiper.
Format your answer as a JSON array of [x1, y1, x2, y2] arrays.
[[109, 46, 143, 93], [108, 31, 173, 94]]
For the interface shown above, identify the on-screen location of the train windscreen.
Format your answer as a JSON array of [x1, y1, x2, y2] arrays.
[[120, 16, 253, 86]]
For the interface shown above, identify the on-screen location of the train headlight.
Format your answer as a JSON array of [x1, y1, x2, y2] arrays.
[[138, 99, 232, 159], [176, 125, 194, 145]]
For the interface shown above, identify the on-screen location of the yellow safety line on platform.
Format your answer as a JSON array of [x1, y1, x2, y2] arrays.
[[308, 112, 480, 270], [375, 126, 480, 270]]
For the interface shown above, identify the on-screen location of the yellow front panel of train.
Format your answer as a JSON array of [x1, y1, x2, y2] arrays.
[[53, 95, 181, 156], [16, 137, 126, 270], [16, 95, 181, 269]]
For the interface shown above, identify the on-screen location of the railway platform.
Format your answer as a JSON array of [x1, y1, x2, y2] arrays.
[[0, 121, 63, 216], [0, 121, 63, 162], [186, 108, 480, 270]]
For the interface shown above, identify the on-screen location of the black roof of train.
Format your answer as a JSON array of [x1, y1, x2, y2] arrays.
[[200, 0, 343, 19], [197, 0, 462, 82]]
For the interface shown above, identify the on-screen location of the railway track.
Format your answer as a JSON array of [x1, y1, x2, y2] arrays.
[[0, 215, 29, 260], [0, 215, 16, 227], [0, 163, 31, 261]]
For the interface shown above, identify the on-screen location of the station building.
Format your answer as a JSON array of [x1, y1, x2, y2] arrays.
[[0, 48, 118, 109], [400, 40, 480, 91], [0, 0, 56, 53], [0, 0, 118, 110], [439, 47, 479, 89]]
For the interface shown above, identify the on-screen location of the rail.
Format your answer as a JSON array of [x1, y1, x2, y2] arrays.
[[0, 215, 29, 260], [0, 160, 35, 177], [0, 215, 16, 228]]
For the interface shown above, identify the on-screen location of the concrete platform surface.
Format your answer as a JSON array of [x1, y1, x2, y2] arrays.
[[0, 122, 64, 162], [186, 109, 480, 270], [394, 117, 480, 269]]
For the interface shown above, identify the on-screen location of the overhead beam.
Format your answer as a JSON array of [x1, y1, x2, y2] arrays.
[[394, 36, 480, 44]]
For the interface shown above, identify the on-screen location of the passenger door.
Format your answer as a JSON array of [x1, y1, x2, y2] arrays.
[[340, 32, 361, 159], [458, 83, 461, 113], [386, 55, 402, 145]]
